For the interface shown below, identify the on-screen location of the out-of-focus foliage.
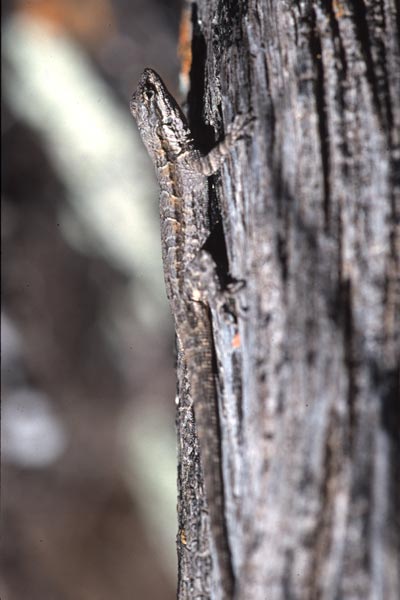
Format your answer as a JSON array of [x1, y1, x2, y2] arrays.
[[1, 1, 182, 599]]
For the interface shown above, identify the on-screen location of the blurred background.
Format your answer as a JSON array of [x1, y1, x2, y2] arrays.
[[1, 1, 185, 598]]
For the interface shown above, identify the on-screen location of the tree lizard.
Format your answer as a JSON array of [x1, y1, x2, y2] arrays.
[[130, 68, 248, 599]]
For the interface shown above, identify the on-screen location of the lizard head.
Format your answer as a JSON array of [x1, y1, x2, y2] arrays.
[[130, 68, 193, 166]]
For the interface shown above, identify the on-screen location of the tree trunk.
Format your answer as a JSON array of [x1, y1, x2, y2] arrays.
[[176, 1, 399, 598]]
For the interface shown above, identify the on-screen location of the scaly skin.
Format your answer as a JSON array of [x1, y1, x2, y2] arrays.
[[131, 68, 248, 599]]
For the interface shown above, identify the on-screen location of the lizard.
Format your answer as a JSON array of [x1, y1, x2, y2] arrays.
[[130, 68, 248, 599]]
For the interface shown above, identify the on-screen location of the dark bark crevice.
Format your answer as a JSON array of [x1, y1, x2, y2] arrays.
[[309, 7, 331, 231], [350, 0, 385, 124], [340, 277, 358, 452]]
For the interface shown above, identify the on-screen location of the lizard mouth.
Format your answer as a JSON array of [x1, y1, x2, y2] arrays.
[[130, 69, 161, 117], [129, 93, 138, 116]]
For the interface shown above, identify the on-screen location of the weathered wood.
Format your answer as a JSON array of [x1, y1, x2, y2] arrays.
[[177, 1, 399, 598]]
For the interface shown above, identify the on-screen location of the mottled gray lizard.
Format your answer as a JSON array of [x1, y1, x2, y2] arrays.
[[130, 68, 248, 599]]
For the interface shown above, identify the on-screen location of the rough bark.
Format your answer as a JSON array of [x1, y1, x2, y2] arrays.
[[177, 1, 399, 599]]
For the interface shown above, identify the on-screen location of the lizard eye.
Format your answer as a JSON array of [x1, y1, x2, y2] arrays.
[[164, 117, 173, 126]]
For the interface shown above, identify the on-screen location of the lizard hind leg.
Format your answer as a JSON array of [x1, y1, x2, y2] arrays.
[[185, 249, 222, 305], [186, 250, 247, 324]]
